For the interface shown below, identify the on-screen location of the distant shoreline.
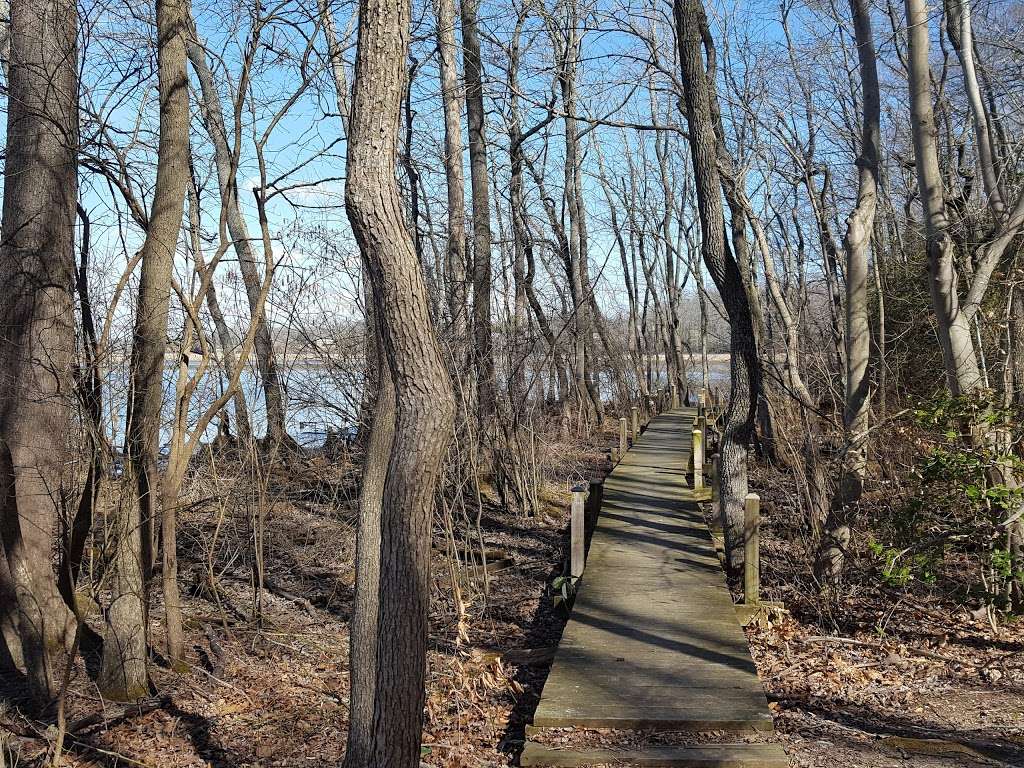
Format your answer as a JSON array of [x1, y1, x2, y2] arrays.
[[142, 350, 734, 365]]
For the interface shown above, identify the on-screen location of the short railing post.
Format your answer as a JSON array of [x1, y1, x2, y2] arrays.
[[619, 417, 628, 454], [631, 406, 639, 440], [692, 428, 703, 490], [571, 485, 586, 578], [671, 384, 679, 410], [744, 493, 760, 605]]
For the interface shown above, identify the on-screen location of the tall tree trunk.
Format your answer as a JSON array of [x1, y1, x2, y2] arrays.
[[904, 0, 983, 396], [345, 0, 456, 762], [100, 0, 190, 700], [556, 12, 604, 425], [674, 0, 761, 571], [435, 0, 468, 339], [943, 0, 1005, 217], [185, 28, 291, 445], [342, 300, 394, 767], [1011, 275, 1024, 406], [0, 0, 78, 704], [460, 0, 495, 421], [61, 206, 105, 621], [816, 0, 881, 586]]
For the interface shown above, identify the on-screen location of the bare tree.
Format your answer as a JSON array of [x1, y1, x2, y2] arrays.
[[436, 0, 468, 336], [674, 0, 761, 569], [0, 0, 78, 704], [345, 0, 456, 763], [460, 0, 496, 422], [186, 18, 292, 447], [904, 0, 1024, 398], [100, 0, 191, 699], [816, 0, 881, 585]]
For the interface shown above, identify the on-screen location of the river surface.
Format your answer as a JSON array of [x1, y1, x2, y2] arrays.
[[106, 356, 730, 451]]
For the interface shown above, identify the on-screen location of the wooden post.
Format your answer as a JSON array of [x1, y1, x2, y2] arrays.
[[692, 428, 703, 490], [671, 384, 679, 410], [744, 493, 760, 605], [631, 406, 639, 440], [619, 417, 628, 454], [698, 388, 706, 417], [708, 453, 723, 534], [571, 485, 586, 578]]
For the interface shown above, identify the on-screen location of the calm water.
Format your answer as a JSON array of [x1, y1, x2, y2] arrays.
[[104, 356, 730, 452]]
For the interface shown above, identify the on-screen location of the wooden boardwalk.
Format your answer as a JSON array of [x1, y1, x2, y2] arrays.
[[522, 409, 789, 767]]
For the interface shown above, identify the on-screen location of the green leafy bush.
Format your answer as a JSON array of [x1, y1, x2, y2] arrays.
[[871, 394, 1024, 610]]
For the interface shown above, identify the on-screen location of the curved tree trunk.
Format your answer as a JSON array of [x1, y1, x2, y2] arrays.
[[344, 0, 456, 761], [674, 0, 761, 571]]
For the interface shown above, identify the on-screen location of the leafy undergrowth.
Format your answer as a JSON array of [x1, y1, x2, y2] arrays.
[[747, 459, 1024, 767], [5, 420, 1022, 767], [0, 423, 612, 767]]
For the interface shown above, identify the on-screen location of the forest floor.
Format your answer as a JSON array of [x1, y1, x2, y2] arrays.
[[746, 460, 1024, 768], [1, 420, 1022, 767]]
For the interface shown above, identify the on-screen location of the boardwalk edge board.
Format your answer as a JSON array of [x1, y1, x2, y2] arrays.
[[520, 741, 791, 767]]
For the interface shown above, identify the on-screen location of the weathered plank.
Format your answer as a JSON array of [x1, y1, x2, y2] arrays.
[[521, 742, 790, 767], [532, 409, 781, 747]]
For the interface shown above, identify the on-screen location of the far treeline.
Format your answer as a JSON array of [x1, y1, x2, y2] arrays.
[[0, 0, 1022, 764]]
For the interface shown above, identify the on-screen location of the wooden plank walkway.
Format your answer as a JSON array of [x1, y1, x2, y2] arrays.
[[523, 408, 788, 767]]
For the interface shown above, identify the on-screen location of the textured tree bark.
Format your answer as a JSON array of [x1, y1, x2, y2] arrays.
[[345, 0, 456, 762], [186, 29, 291, 445], [1012, 278, 1024, 406], [674, 0, 760, 571], [342, 302, 394, 768], [816, 0, 880, 586], [0, 0, 78, 703], [0, 548, 25, 671], [435, 0, 468, 338], [0, 0, 9, 77], [460, 0, 496, 420], [101, 0, 191, 700]]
